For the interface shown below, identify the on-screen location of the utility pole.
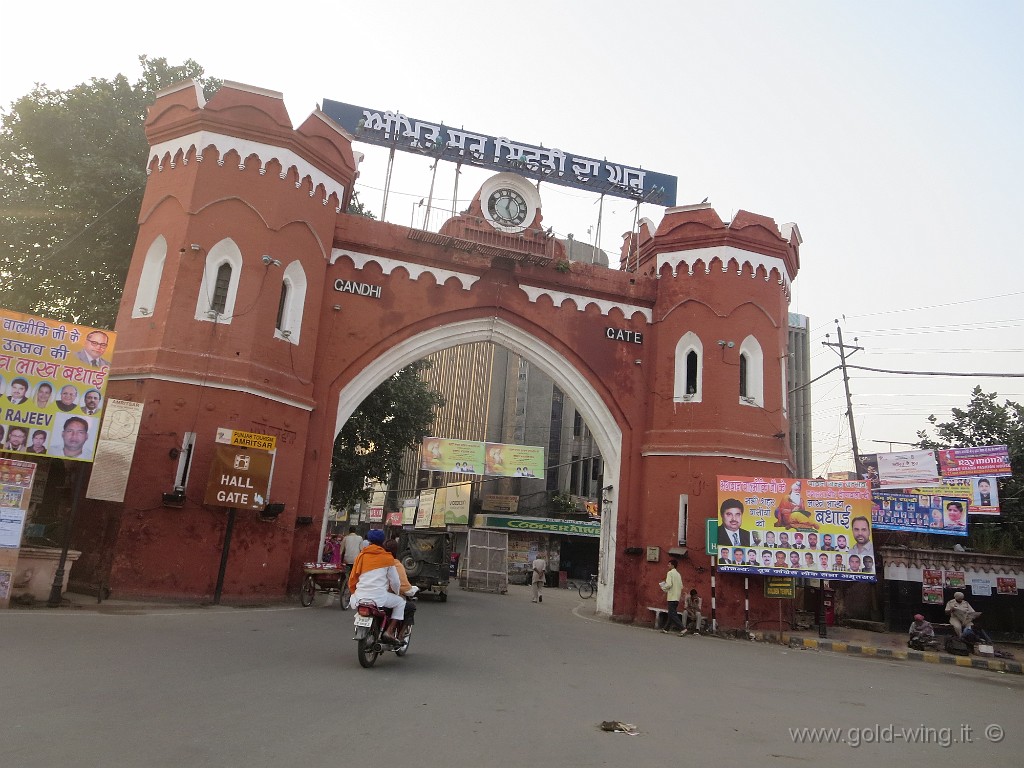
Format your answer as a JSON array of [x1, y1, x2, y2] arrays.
[[822, 320, 864, 477]]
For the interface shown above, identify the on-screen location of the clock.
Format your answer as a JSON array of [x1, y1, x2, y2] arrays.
[[487, 188, 528, 228]]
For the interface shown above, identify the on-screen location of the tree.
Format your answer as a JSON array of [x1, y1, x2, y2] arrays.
[[917, 386, 1024, 553], [0, 56, 219, 328], [330, 360, 445, 511]]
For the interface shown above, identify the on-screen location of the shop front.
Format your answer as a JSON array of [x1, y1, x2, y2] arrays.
[[473, 514, 600, 586]]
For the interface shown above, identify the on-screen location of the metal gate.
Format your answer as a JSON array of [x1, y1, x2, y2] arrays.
[[464, 529, 508, 593]]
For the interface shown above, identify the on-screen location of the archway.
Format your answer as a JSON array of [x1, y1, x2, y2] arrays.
[[330, 317, 622, 615]]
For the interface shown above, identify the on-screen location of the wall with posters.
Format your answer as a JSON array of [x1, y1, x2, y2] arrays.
[[69, 81, 800, 621], [879, 546, 1024, 634]]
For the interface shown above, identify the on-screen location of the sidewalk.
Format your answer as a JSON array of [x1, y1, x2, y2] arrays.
[[758, 624, 1022, 675]]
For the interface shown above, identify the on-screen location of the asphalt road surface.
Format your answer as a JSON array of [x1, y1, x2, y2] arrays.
[[3, 585, 1021, 768]]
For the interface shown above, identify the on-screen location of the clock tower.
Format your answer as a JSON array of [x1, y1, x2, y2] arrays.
[[438, 172, 564, 263]]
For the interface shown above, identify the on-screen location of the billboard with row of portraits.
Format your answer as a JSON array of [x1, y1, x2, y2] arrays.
[[715, 476, 876, 583], [870, 491, 969, 536], [421, 437, 545, 479], [0, 309, 115, 463]]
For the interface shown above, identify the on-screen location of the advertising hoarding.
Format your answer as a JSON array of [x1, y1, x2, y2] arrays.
[[0, 309, 116, 462], [715, 476, 876, 583]]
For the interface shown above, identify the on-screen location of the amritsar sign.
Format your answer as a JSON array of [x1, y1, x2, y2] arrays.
[[322, 100, 678, 206]]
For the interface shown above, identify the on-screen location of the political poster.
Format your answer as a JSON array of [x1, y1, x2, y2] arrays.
[[905, 477, 999, 516], [715, 476, 876, 583], [996, 577, 1018, 596], [420, 437, 546, 479], [0, 309, 116, 463], [484, 441, 545, 479], [420, 437, 485, 474], [876, 450, 940, 489], [870, 491, 969, 536], [938, 445, 1012, 478]]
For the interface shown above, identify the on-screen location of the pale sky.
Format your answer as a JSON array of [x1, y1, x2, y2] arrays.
[[3, 1, 1022, 475]]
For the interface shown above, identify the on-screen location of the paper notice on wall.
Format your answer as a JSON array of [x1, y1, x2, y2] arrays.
[[86, 399, 145, 502]]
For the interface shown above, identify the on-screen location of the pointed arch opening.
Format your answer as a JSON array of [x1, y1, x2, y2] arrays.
[[673, 331, 704, 402]]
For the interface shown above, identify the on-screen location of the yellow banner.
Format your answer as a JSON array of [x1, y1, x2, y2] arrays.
[[716, 476, 876, 582], [0, 310, 116, 463]]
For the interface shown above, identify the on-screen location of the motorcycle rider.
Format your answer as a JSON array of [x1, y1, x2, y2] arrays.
[[348, 529, 406, 644], [382, 538, 418, 625]]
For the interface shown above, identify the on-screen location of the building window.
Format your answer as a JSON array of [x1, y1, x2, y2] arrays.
[[673, 331, 703, 402], [738, 335, 764, 407], [211, 263, 232, 314], [275, 282, 289, 331], [132, 235, 166, 318], [195, 238, 243, 323], [275, 261, 307, 343]]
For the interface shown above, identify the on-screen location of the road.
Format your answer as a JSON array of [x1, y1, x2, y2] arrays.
[[2, 585, 1021, 768]]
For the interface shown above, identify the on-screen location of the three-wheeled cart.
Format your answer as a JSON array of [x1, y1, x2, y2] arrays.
[[300, 563, 349, 609]]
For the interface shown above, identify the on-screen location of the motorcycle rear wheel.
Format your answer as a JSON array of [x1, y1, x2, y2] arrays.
[[357, 632, 381, 668]]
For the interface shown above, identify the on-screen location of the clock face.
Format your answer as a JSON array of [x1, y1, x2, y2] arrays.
[[487, 188, 529, 229]]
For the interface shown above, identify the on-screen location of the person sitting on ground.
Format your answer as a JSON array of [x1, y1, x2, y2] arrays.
[[907, 614, 935, 649], [944, 591, 977, 637], [347, 529, 406, 644], [681, 589, 703, 635]]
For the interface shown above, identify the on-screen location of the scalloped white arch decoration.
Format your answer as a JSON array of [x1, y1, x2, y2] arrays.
[[149, 130, 347, 212], [133, 235, 166, 319], [332, 317, 621, 616], [657, 245, 791, 295], [330, 249, 479, 290], [519, 285, 653, 322]]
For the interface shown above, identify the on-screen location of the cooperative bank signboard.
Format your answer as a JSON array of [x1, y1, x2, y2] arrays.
[[475, 514, 600, 538]]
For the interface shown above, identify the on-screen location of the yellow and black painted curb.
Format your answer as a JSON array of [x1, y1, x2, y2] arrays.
[[776, 633, 1022, 675]]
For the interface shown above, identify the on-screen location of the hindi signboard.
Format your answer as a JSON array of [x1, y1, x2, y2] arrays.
[[715, 477, 876, 582], [421, 437, 546, 479], [876, 450, 940, 489], [0, 309, 116, 463]]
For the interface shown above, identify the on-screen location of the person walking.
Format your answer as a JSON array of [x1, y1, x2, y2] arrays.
[[662, 559, 686, 635], [531, 550, 547, 603]]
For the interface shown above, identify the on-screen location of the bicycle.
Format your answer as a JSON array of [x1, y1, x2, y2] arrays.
[[577, 573, 598, 599]]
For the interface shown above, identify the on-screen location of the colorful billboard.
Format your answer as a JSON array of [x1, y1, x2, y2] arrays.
[[0, 310, 115, 463], [906, 477, 999, 516], [938, 445, 1012, 478], [870, 490, 969, 535], [421, 437, 545, 479], [715, 476, 876, 582]]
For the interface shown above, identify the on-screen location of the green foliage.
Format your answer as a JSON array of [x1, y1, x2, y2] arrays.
[[0, 56, 220, 327], [917, 386, 1024, 553], [346, 191, 376, 219], [330, 360, 445, 510], [550, 490, 578, 517]]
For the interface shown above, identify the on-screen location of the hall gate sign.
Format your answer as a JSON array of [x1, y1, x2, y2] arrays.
[[204, 442, 274, 511]]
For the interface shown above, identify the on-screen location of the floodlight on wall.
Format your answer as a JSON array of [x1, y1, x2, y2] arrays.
[[162, 489, 186, 508], [260, 502, 286, 520], [206, 310, 218, 319], [261, 255, 282, 267], [139, 307, 150, 316], [190, 244, 202, 252], [281, 330, 291, 338]]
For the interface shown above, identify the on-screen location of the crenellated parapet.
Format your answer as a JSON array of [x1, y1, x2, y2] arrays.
[[143, 80, 359, 214]]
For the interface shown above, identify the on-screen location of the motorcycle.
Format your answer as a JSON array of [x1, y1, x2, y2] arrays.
[[352, 597, 414, 668]]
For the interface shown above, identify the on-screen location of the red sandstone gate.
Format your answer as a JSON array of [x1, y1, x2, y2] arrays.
[[74, 81, 800, 627]]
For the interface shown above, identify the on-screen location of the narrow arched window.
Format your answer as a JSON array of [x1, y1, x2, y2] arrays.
[[275, 282, 289, 331], [673, 331, 703, 402], [685, 351, 698, 395], [211, 263, 232, 314], [739, 354, 749, 397]]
